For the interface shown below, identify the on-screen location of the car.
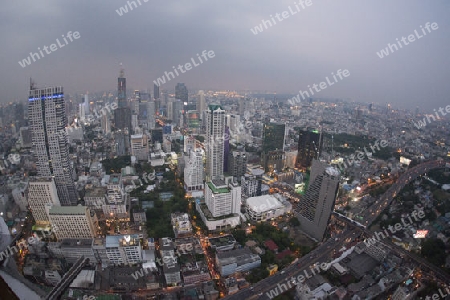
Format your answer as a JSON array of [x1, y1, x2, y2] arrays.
[[280, 270, 285, 274]]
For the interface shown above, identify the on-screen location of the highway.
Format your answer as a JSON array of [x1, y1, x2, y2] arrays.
[[225, 160, 449, 299], [225, 228, 361, 300], [363, 160, 446, 227]]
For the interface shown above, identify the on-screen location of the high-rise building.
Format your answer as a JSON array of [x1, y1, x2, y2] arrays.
[[48, 205, 98, 240], [205, 179, 240, 218], [28, 85, 79, 205], [228, 151, 247, 179], [114, 67, 131, 132], [173, 99, 183, 126], [296, 128, 322, 170], [27, 177, 60, 224], [79, 93, 88, 122], [197, 90, 206, 118], [205, 105, 226, 181], [262, 122, 285, 153], [295, 160, 339, 241], [184, 149, 204, 191], [101, 113, 111, 134], [175, 83, 188, 103], [153, 83, 160, 100]]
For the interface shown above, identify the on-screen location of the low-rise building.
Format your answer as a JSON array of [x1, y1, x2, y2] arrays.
[[245, 194, 291, 222], [171, 213, 192, 237], [215, 248, 261, 277]]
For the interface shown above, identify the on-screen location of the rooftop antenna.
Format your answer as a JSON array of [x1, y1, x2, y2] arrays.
[[119, 63, 124, 78]]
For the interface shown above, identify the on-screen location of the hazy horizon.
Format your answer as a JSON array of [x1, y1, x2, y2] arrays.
[[1, 0, 450, 111]]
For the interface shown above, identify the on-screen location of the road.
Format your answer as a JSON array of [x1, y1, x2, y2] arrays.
[[225, 228, 361, 300], [363, 160, 445, 227], [225, 160, 449, 299]]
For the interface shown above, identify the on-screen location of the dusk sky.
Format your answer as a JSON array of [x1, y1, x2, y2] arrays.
[[1, 0, 449, 110]]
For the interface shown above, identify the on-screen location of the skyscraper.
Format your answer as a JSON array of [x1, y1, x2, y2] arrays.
[[175, 83, 188, 103], [262, 122, 285, 153], [153, 83, 160, 100], [295, 160, 339, 241], [184, 149, 204, 191], [114, 67, 132, 132], [28, 85, 79, 205], [198, 90, 206, 118], [296, 128, 322, 170], [205, 105, 226, 181], [262, 122, 285, 173]]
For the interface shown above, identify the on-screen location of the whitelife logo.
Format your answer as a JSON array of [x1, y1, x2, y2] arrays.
[[250, 0, 313, 35], [287, 69, 350, 106], [376, 22, 439, 59], [336, 140, 389, 171], [413, 104, 450, 129], [364, 210, 425, 247], [153, 50, 215, 87], [116, 0, 149, 16], [18, 31, 81, 68], [266, 262, 331, 299], [0, 236, 41, 262]]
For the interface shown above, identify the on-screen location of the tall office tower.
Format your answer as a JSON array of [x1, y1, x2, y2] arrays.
[[175, 83, 188, 103], [167, 98, 174, 120], [114, 67, 132, 131], [261, 122, 285, 173], [154, 83, 160, 100], [28, 85, 79, 205], [296, 128, 322, 170], [197, 90, 206, 118], [27, 177, 60, 225], [173, 99, 183, 126], [101, 114, 111, 134], [184, 149, 204, 191], [148, 100, 156, 129], [48, 205, 98, 240], [205, 105, 226, 181], [228, 150, 247, 179], [295, 160, 339, 241], [262, 122, 285, 153]]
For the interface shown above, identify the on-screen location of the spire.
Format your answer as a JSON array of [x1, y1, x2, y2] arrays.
[[119, 63, 124, 78]]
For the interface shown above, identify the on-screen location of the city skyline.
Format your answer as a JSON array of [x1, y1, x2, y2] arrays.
[[1, 1, 449, 110]]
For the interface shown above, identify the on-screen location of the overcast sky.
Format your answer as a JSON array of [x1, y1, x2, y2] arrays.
[[1, 0, 449, 110]]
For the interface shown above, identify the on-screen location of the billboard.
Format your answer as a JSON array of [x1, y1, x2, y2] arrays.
[[400, 156, 411, 166], [413, 230, 428, 239]]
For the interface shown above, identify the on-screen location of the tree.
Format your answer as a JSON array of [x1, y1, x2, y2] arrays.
[[288, 217, 300, 227], [421, 238, 446, 267]]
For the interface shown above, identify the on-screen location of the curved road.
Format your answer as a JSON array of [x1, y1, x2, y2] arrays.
[[363, 160, 446, 227]]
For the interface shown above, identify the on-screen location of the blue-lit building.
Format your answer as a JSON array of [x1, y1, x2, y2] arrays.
[[28, 85, 79, 205]]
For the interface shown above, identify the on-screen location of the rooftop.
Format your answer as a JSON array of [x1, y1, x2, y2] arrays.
[[246, 194, 284, 213], [49, 205, 87, 215], [207, 181, 229, 194]]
